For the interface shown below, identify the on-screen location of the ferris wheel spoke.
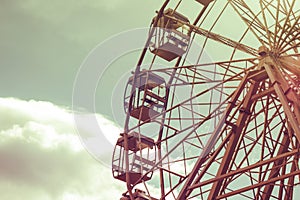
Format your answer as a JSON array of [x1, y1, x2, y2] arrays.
[[260, 0, 297, 48], [268, 9, 300, 54], [279, 35, 300, 55], [133, 92, 232, 173], [229, 0, 271, 47], [164, 14, 258, 56], [277, 15, 300, 53], [229, 0, 300, 55], [145, 58, 257, 89], [272, 0, 281, 48], [275, 0, 298, 51], [126, 84, 231, 134], [259, 0, 276, 49], [190, 25, 258, 56]]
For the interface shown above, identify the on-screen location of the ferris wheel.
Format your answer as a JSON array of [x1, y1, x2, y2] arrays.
[[112, 0, 300, 199]]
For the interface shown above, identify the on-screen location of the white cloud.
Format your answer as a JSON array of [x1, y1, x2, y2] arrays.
[[0, 97, 124, 200]]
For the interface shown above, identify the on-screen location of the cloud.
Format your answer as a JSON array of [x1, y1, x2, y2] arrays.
[[0, 98, 124, 200]]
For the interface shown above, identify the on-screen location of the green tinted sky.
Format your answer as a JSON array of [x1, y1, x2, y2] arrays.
[[0, 0, 161, 110]]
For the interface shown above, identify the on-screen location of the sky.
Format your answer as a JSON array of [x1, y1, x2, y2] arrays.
[[0, 0, 162, 199], [0, 0, 161, 115]]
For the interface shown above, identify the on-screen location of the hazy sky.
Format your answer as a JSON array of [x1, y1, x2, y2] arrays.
[[0, 0, 161, 112]]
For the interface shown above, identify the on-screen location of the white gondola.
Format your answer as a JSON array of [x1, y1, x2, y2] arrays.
[[124, 71, 166, 122], [112, 132, 156, 184], [150, 8, 190, 61]]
